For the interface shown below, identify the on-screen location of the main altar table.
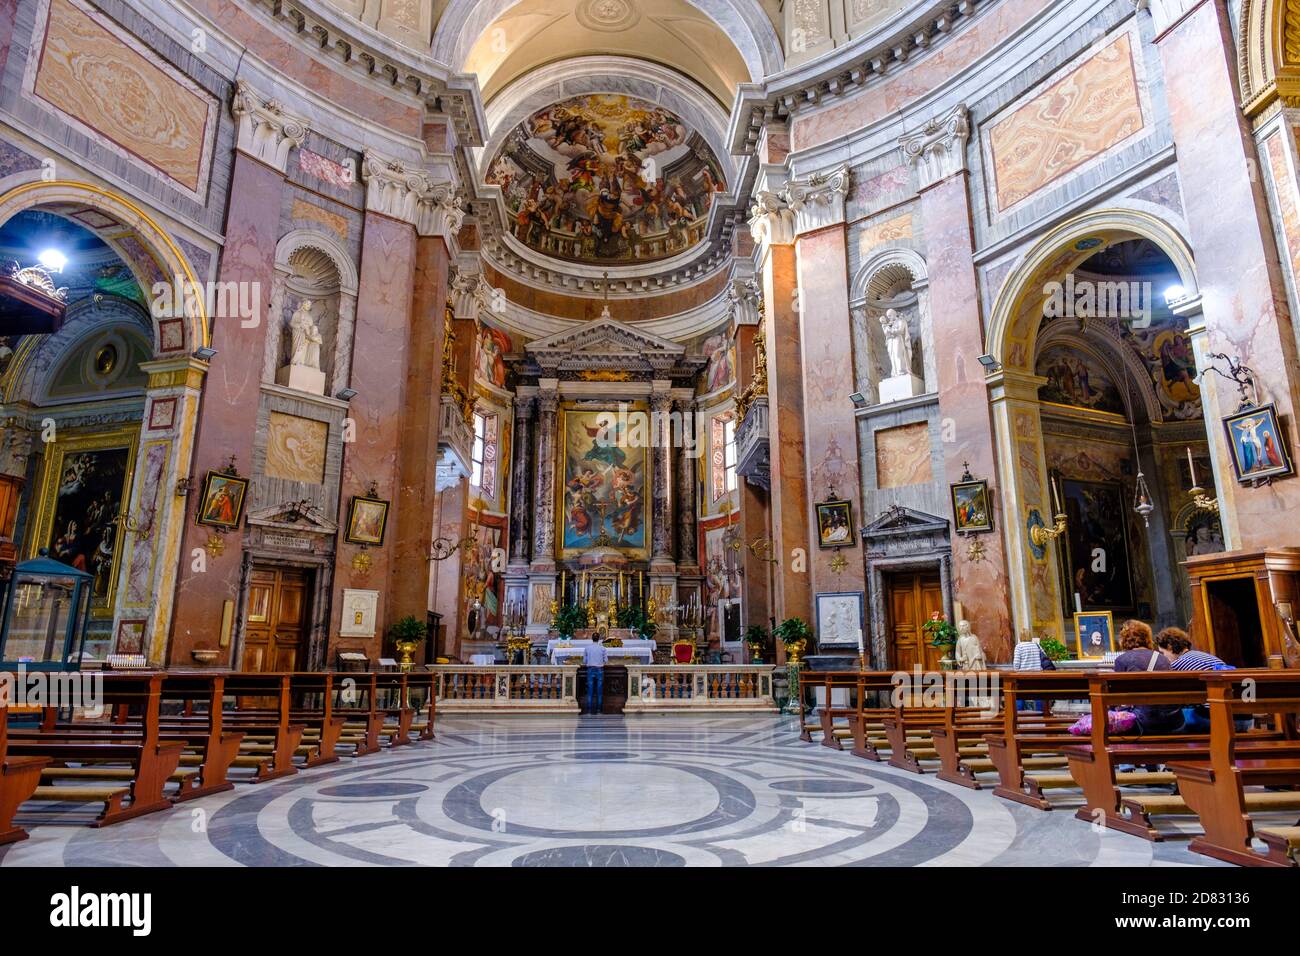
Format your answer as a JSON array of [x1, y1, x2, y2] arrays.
[[546, 638, 656, 664]]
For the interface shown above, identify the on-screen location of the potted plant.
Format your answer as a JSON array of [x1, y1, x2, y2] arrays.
[[922, 611, 959, 670], [1039, 636, 1071, 664], [773, 617, 811, 665], [389, 615, 428, 671], [552, 603, 589, 640], [744, 624, 768, 663], [616, 605, 658, 641]]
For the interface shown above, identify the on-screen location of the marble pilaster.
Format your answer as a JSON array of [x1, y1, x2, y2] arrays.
[[531, 384, 559, 569], [650, 386, 675, 569], [508, 396, 535, 568], [674, 396, 699, 571]]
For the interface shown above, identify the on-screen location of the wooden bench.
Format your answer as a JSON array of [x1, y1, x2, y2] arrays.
[[1167, 671, 1300, 866], [1061, 670, 1294, 838], [797, 670, 861, 745], [375, 672, 416, 747], [7, 673, 186, 826], [404, 671, 436, 741], [984, 672, 1095, 808], [218, 674, 307, 781], [0, 703, 49, 844]]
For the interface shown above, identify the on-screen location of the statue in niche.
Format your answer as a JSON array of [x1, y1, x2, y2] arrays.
[[288, 300, 323, 370], [880, 308, 912, 379], [954, 620, 987, 671]]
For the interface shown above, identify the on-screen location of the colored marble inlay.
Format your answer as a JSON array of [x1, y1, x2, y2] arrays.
[[874, 422, 932, 489], [988, 32, 1144, 212]]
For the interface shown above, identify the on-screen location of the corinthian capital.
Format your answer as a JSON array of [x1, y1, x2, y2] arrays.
[[747, 190, 796, 249], [362, 151, 429, 224], [899, 104, 970, 192], [232, 81, 307, 173], [416, 180, 465, 243], [781, 163, 850, 236], [450, 271, 502, 320]]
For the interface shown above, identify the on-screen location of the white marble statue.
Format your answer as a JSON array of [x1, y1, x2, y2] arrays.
[[954, 619, 987, 671], [880, 308, 912, 379], [289, 299, 323, 370]]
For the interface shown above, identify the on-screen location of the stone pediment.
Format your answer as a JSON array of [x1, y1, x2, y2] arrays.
[[861, 505, 949, 541], [246, 500, 338, 536], [525, 316, 687, 374]]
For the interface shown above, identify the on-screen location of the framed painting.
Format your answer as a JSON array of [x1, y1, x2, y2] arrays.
[[950, 478, 994, 534], [28, 425, 139, 619], [196, 471, 250, 531], [345, 495, 389, 546], [557, 405, 649, 558], [1074, 610, 1115, 660], [815, 499, 854, 549], [815, 591, 863, 647], [1222, 403, 1293, 483], [1059, 477, 1134, 611]]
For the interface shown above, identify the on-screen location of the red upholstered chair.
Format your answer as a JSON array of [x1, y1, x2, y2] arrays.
[[672, 639, 696, 664]]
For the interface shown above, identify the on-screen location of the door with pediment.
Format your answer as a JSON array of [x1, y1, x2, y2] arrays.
[[242, 566, 311, 672]]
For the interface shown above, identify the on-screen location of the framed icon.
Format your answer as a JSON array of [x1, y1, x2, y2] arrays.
[[1222, 403, 1293, 483], [815, 499, 854, 549], [1073, 610, 1115, 660], [950, 478, 993, 534], [196, 470, 250, 531], [345, 495, 389, 546]]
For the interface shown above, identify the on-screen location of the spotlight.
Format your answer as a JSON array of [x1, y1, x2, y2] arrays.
[[849, 392, 867, 408], [1163, 284, 1186, 306], [977, 353, 1001, 372], [336, 387, 358, 402], [193, 346, 217, 361], [37, 248, 67, 272]]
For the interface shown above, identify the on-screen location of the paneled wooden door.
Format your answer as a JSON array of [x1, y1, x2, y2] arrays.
[[242, 566, 311, 672], [885, 571, 945, 672]]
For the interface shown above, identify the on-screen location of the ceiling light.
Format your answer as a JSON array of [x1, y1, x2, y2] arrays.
[[1163, 284, 1186, 305], [37, 248, 67, 272]]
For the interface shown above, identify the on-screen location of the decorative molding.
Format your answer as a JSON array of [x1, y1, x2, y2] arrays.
[[524, 316, 690, 375], [748, 190, 797, 249], [899, 104, 970, 191], [782, 163, 851, 235], [450, 270, 502, 322], [727, 274, 763, 327], [361, 150, 463, 237], [416, 180, 465, 243], [231, 81, 308, 173]]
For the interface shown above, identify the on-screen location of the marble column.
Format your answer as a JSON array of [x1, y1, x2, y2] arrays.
[[1152, 0, 1300, 547], [674, 396, 699, 570], [902, 105, 1014, 661], [650, 387, 675, 567], [730, 281, 773, 631], [787, 164, 869, 604], [508, 396, 535, 567], [170, 84, 306, 665], [749, 182, 812, 636], [531, 384, 559, 569]]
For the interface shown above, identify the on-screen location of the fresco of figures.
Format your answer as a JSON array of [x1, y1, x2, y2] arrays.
[[559, 408, 648, 556], [486, 94, 726, 264]]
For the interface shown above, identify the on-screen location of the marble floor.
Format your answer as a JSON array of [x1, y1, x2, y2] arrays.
[[0, 716, 1230, 867]]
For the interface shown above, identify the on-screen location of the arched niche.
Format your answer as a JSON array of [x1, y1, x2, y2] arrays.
[[267, 229, 359, 397], [850, 246, 933, 401]]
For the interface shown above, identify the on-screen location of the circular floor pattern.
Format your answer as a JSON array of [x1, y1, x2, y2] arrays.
[[0, 717, 1228, 867]]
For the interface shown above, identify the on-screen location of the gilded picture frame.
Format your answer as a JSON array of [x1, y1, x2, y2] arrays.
[[556, 404, 650, 559], [345, 495, 390, 546], [1222, 403, 1294, 484], [950, 478, 994, 534], [196, 470, 250, 531], [814, 499, 854, 549], [27, 424, 139, 620], [1074, 610, 1116, 660]]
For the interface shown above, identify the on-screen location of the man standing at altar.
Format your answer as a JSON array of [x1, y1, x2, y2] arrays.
[[584, 634, 609, 715]]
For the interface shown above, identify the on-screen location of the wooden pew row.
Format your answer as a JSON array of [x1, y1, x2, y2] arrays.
[[0, 704, 49, 844], [1061, 671, 1298, 839], [1166, 672, 1300, 867]]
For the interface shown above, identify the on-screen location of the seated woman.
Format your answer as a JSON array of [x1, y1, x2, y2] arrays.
[[1155, 627, 1249, 733], [1112, 620, 1184, 736]]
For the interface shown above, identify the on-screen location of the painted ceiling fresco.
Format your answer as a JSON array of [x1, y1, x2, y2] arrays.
[[485, 94, 726, 265]]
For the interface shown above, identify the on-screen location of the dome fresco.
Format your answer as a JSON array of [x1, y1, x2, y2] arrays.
[[485, 94, 726, 265]]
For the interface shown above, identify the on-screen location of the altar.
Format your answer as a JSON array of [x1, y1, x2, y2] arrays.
[[546, 634, 656, 664]]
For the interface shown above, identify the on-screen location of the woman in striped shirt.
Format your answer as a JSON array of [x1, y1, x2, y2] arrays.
[[1155, 627, 1229, 671]]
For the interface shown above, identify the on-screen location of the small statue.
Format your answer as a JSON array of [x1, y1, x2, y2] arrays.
[[288, 299, 323, 369], [880, 308, 912, 379], [954, 619, 987, 671]]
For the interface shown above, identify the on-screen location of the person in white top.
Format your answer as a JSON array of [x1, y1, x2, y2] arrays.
[[1011, 629, 1042, 712], [583, 637, 608, 714]]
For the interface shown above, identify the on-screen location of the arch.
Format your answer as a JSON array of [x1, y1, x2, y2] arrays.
[[850, 245, 929, 304], [0, 180, 209, 355], [849, 245, 933, 394], [985, 207, 1199, 373], [1238, 0, 1300, 115], [274, 228, 359, 296], [1033, 318, 1165, 426], [431, 0, 784, 82]]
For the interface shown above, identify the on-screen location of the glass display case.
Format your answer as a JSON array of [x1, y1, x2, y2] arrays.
[[0, 550, 92, 671]]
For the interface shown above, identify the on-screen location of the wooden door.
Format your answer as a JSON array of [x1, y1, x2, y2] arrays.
[[243, 567, 310, 672], [885, 572, 945, 672]]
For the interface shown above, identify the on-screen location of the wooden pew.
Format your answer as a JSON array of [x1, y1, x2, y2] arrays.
[[803, 671, 870, 750], [404, 671, 436, 741], [376, 672, 415, 747], [0, 703, 49, 844], [1062, 670, 1297, 838], [220, 673, 306, 781], [332, 673, 384, 756], [1167, 671, 1300, 866], [985, 672, 1095, 809], [7, 673, 185, 826]]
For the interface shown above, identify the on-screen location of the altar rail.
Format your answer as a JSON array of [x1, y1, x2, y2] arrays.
[[624, 665, 777, 714], [433, 665, 579, 714]]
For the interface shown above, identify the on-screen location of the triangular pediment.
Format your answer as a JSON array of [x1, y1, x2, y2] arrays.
[[526, 316, 685, 372], [246, 500, 338, 535], [861, 505, 949, 538]]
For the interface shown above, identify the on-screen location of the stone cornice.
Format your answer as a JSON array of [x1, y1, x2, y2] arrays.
[[361, 150, 463, 238], [899, 104, 970, 191], [231, 81, 308, 173], [783, 163, 851, 235]]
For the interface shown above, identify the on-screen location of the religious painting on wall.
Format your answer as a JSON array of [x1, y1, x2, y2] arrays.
[[558, 406, 648, 558], [196, 471, 249, 531], [950, 478, 994, 534], [1074, 610, 1115, 660], [1122, 320, 1202, 421], [1036, 347, 1126, 416], [1222, 403, 1293, 484], [485, 93, 727, 264], [701, 330, 734, 394], [815, 591, 863, 647], [475, 325, 512, 389], [814, 499, 854, 549], [29, 427, 138, 618], [1059, 477, 1134, 611], [344, 494, 389, 546]]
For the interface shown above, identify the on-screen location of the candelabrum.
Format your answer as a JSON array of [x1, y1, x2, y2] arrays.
[[1188, 484, 1220, 514], [502, 598, 530, 662], [1029, 510, 1067, 548]]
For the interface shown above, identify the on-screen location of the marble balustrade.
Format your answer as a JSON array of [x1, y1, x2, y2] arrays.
[[624, 665, 777, 714]]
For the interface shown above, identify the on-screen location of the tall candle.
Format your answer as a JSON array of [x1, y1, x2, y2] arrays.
[[1186, 447, 1197, 487], [856, 628, 865, 653], [1074, 592, 1083, 614], [561, 570, 566, 602], [1051, 477, 1062, 516]]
